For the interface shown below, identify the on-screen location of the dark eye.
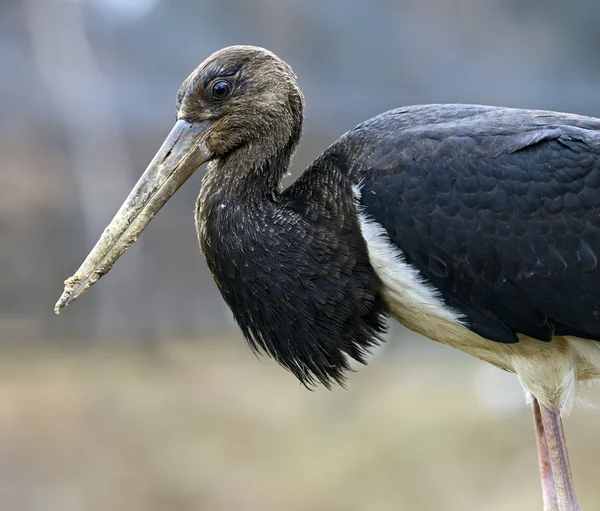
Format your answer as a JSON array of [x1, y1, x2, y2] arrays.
[[211, 80, 231, 99]]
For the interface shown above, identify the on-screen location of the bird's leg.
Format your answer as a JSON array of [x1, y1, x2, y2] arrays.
[[536, 400, 581, 511], [533, 399, 559, 510]]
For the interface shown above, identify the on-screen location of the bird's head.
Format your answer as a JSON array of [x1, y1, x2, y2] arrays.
[[177, 45, 304, 162], [54, 45, 304, 313]]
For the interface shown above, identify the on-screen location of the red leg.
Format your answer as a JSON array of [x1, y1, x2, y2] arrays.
[[533, 399, 559, 511], [537, 399, 581, 511]]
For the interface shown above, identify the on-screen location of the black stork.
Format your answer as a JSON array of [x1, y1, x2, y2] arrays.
[[55, 45, 600, 511]]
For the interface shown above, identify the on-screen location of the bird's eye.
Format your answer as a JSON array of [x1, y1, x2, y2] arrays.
[[211, 80, 231, 100]]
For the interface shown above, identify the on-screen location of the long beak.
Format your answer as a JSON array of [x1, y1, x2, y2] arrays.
[[54, 119, 213, 314]]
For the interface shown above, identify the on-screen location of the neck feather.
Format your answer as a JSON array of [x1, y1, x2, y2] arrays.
[[201, 129, 299, 205]]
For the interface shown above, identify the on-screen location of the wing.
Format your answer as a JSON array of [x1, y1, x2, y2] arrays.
[[348, 104, 600, 343]]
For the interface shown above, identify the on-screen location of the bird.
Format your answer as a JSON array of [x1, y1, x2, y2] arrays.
[[54, 45, 600, 511]]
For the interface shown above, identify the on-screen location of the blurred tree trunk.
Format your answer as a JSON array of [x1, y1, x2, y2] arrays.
[[25, 0, 149, 341]]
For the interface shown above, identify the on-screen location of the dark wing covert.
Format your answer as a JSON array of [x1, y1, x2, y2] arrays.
[[347, 104, 600, 343]]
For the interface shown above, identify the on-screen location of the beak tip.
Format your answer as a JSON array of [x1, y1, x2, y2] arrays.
[[54, 289, 73, 315]]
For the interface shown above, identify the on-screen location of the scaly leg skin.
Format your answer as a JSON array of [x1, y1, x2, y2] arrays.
[[537, 400, 582, 511], [533, 399, 559, 511]]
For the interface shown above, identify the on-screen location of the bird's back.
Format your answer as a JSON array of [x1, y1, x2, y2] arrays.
[[344, 104, 600, 169], [303, 104, 600, 345]]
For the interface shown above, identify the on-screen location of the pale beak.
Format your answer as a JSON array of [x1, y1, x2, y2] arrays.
[[54, 119, 213, 314]]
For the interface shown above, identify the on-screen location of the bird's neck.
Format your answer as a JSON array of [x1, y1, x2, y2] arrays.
[[195, 141, 294, 260], [202, 138, 295, 203], [194, 142, 387, 388]]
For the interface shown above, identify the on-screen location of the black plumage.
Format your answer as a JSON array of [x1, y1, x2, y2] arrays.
[[345, 104, 600, 344], [199, 100, 600, 384]]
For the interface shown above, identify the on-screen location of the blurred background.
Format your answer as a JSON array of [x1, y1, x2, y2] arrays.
[[2, 0, 600, 509]]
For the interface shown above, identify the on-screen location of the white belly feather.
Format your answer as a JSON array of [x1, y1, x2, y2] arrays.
[[356, 207, 600, 414]]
